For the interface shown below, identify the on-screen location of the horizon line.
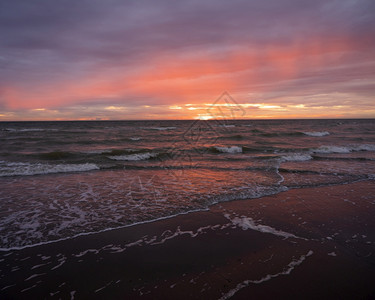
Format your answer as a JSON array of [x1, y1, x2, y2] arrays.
[[1, 117, 374, 122]]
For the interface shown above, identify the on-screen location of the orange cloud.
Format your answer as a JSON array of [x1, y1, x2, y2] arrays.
[[2, 34, 369, 120]]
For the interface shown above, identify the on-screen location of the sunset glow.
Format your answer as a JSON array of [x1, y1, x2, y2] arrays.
[[0, 0, 374, 120]]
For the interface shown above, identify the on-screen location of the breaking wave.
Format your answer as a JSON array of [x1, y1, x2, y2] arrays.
[[107, 152, 158, 161], [280, 153, 313, 162], [313, 144, 375, 154], [303, 131, 330, 137], [0, 161, 99, 177], [213, 146, 243, 153]]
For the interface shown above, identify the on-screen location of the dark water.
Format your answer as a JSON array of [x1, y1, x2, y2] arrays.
[[0, 119, 375, 250]]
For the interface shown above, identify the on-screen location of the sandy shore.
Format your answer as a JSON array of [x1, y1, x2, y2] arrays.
[[1, 181, 375, 299]]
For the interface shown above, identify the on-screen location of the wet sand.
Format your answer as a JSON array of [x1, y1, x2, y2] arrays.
[[1, 181, 375, 299]]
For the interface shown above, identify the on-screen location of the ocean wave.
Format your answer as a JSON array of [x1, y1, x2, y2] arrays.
[[0, 208, 209, 252], [0, 161, 99, 177], [81, 148, 156, 156], [129, 137, 142, 141], [141, 127, 177, 131], [313, 146, 351, 154], [354, 144, 375, 151], [258, 131, 304, 137], [220, 134, 244, 140], [280, 153, 313, 162], [218, 124, 236, 128], [313, 144, 375, 154], [258, 130, 330, 137], [303, 131, 330, 137], [213, 146, 243, 153], [103, 149, 134, 156], [39, 151, 75, 160], [107, 152, 158, 161], [0, 183, 287, 250], [81, 149, 113, 154], [3, 128, 58, 132]]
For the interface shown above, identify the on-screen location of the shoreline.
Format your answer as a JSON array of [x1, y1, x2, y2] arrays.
[[0, 179, 368, 253], [1, 180, 375, 299]]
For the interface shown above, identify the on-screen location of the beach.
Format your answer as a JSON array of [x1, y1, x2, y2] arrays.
[[2, 0, 375, 297], [1, 180, 375, 299], [1, 119, 375, 299]]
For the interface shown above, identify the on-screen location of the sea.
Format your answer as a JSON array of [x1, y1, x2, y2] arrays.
[[1, 119, 375, 251]]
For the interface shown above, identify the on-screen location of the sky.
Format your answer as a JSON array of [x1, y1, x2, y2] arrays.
[[0, 0, 374, 121]]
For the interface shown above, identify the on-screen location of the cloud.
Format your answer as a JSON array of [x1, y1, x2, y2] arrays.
[[0, 0, 374, 119]]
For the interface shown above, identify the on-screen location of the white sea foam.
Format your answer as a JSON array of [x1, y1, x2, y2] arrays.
[[313, 146, 351, 154], [215, 146, 243, 153], [3, 128, 60, 132], [51, 256, 66, 270], [2, 174, 282, 251], [281, 153, 313, 162], [130, 137, 142, 141], [25, 273, 46, 281], [224, 214, 302, 239], [1, 284, 16, 291], [83, 148, 139, 154], [142, 127, 177, 131], [107, 152, 157, 161], [0, 171, 288, 250], [219, 251, 313, 300], [303, 131, 330, 137], [150, 223, 232, 246], [0, 162, 99, 177], [313, 144, 375, 154], [72, 222, 232, 257], [94, 280, 114, 293], [4, 128, 44, 132], [354, 144, 375, 151]]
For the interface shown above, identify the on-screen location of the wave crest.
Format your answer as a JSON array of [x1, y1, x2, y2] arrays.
[[281, 154, 313, 162], [107, 152, 158, 161], [213, 146, 243, 153], [141, 127, 177, 131], [0, 161, 99, 177], [303, 131, 330, 137]]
